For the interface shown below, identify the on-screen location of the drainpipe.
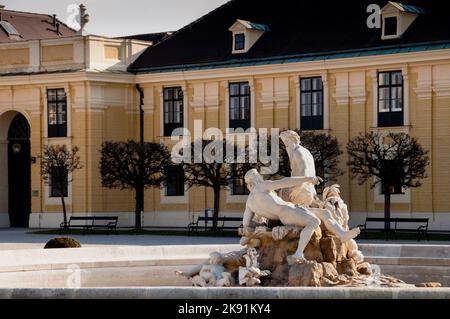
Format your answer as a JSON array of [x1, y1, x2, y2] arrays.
[[136, 84, 144, 146], [135, 84, 144, 229]]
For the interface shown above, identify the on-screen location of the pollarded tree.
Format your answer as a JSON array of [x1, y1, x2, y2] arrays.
[[99, 140, 171, 230], [41, 145, 83, 229], [347, 132, 429, 230], [179, 139, 252, 229], [271, 130, 344, 188]]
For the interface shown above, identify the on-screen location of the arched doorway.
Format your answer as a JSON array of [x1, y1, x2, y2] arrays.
[[3, 113, 31, 227]]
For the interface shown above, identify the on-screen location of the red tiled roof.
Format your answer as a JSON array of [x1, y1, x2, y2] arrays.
[[0, 9, 78, 43]]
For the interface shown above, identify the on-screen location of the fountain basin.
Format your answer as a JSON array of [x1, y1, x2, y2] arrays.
[[0, 243, 448, 298]]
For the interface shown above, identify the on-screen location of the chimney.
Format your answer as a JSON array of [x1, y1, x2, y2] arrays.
[[52, 14, 56, 27], [56, 22, 60, 35], [0, 5, 5, 22], [79, 4, 90, 34]]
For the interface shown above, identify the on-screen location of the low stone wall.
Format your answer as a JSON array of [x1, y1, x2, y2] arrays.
[[0, 287, 449, 299], [0, 243, 448, 288]]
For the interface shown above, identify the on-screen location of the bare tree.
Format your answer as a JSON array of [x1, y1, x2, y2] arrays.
[[99, 140, 171, 230], [181, 139, 252, 229], [347, 132, 429, 229], [41, 145, 82, 229]]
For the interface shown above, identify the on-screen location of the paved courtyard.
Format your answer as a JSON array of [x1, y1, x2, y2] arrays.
[[0, 228, 449, 250], [0, 228, 240, 250]]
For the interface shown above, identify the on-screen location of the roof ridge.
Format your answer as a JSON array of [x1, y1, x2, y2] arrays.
[[3, 9, 54, 18], [115, 31, 174, 39], [149, 0, 237, 49]]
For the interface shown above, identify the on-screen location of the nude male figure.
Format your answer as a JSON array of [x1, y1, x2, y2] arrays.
[[243, 169, 360, 262], [280, 130, 317, 207]]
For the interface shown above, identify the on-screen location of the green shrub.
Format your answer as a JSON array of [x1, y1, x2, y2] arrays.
[[44, 237, 81, 249]]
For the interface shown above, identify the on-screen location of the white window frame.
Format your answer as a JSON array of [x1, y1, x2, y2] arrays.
[[382, 13, 400, 40], [371, 68, 409, 128], [295, 73, 329, 130], [159, 84, 188, 138], [225, 79, 256, 133], [43, 84, 72, 139]]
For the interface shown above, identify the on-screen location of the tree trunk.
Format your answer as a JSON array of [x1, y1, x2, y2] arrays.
[[135, 186, 144, 230], [61, 195, 67, 229], [213, 186, 220, 230], [384, 190, 391, 231]]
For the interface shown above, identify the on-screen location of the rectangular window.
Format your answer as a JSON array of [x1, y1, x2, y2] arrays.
[[300, 77, 323, 130], [163, 87, 184, 136], [229, 82, 250, 130], [50, 167, 68, 197], [384, 17, 398, 36], [166, 165, 185, 196], [47, 89, 67, 138], [234, 33, 245, 51], [231, 164, 249, 195], [378, 71, 403, 127]]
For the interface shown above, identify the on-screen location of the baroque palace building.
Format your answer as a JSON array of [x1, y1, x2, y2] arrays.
[[1, 0, 450, 230]]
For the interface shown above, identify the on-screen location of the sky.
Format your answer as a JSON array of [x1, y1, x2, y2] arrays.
[[2, 0, 229, 37]]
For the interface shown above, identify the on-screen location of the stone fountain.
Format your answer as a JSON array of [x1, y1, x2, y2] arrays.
[[177, 130, 441, 289]]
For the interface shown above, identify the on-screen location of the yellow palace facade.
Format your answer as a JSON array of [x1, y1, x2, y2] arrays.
[[1, 1, 450, 230]]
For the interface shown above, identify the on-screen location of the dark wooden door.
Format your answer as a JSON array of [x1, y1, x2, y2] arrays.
[[8, 114, 31, 227]]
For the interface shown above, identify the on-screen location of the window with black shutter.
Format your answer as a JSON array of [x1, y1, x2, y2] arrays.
[[229, 82, 250, 130], [300, 77, 323, 130], [50, 167, 68, 197], [47, 89, 67, 138], [163, 87, 184, 136], [166, 165, 185, 196], [231, 164, 249, 195], [378, 71, 404, 127]]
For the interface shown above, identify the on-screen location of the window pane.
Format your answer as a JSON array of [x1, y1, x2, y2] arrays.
[[301, 103, 311, 117], [240, 97, 250, 119], [379, 73, 390, 86], [379, 87, 390, 101], [49, 113, 57, 125], [312, 91, 322, 105], [301, 92, 310, 106], [241, 95, 250, 108], [391, 72, 403, 85], [391, 86, 402, 100], [230, 97, 239, 120], [312, 78, 323, 90], [240, 83, 250, 95], [47, 90, 57, 102], [164, 111, 169, 123], [391, 98, 403, 112], [301, 78, 311, 91], [56, 89, 66, 100], [48, 103, 57, 114], [379, 100, 390, 112], [174, 102, 182, 123], [230, 84, 240, 95], [163, 89, 170, 100], [312, 104, 322, 116]]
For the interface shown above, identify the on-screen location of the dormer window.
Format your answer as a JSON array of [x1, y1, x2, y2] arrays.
[[381, 2, 424, 40], [234, 33, 245, 51], [383, 16, 398, 37], [229, 19, 270, 54]]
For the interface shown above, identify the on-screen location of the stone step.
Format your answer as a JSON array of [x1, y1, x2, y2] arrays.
[[359, 243, 450, 259]]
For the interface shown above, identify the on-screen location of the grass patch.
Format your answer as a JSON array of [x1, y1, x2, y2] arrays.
[[29, 228, 240, 237]]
